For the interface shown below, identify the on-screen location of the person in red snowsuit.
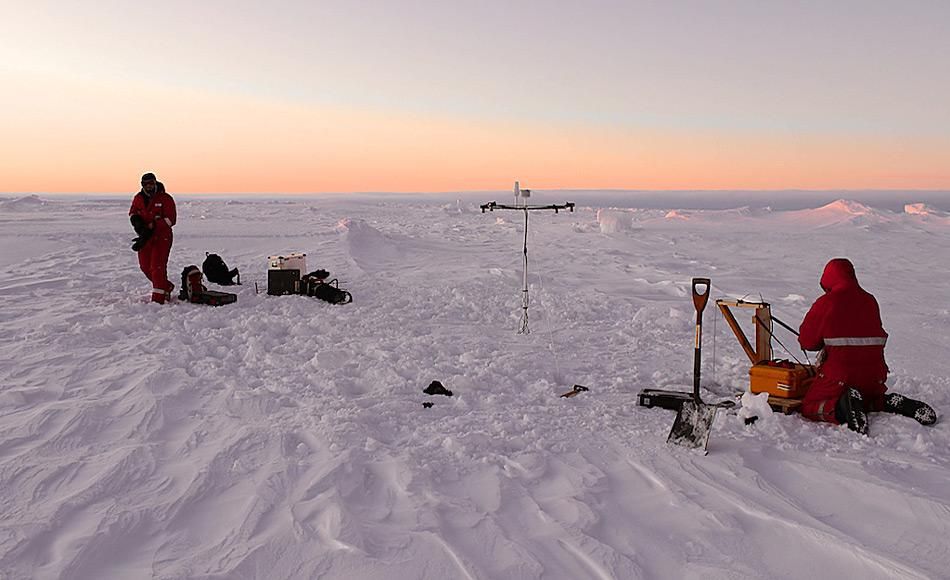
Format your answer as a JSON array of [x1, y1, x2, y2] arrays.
[[799, 258, 936, 432], [129, 173, 176, 303]]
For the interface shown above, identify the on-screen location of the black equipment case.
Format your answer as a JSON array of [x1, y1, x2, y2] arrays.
[[637, 389, 694, 411], [268, 269, 300, 296], [195, 290, 237, 306]]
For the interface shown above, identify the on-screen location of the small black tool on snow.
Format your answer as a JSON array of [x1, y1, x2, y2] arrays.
[[423, 381, 453, 396], [423, 402, 434, 409], [560, 385, 590, 398]]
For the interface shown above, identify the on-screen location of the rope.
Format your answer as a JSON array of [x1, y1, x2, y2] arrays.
[[520, 208, 530, 334], [712, 295, 718, 384], [755, 313, 810, 366]]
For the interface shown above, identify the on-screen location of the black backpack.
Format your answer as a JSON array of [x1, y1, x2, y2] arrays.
[[202, 253, 240, 285], [179, 265, 205, 301], [301, 270, 352, 304], [312, 279, 352, 304]]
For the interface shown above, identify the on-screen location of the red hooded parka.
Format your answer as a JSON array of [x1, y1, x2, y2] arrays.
[[798, 258, 888, 422], [130, 182, 176, 303]]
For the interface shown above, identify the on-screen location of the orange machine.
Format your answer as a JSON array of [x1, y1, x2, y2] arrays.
[[749, 360, 814, 398], [717, 299, 815, 399]]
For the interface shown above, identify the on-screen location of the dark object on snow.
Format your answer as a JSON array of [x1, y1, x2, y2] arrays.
[[268, 269, 300, 296], [178, 265, 236, 306], [194, 290, 236, 306], [202, 253, 240, 285], [639, 389, 693, 411], [835, 387, 869, 435], [639, 388, 735, 411], [130, 214, 152, 251], [560, 385, 590, 398], [423, 402, 434, 409], [423, 381, 453, 397], [180, 265, 204, 301], [883, 393, 936, 426], [668, 278, 734, 454], [302, 272, 352, 304], [744, 416, 758, 425], [268, 267, 353, 303]]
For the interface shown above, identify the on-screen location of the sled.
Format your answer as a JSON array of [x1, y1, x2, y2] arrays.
[[763, 395, 803, 415], [195, 290, 236, 307]]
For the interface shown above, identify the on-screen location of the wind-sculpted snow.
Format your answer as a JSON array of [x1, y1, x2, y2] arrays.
[[0, 194, 49, 211], [0, 195, 948, 579]]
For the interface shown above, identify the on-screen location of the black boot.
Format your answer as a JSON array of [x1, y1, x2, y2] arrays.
[[884, 393, 937, 426], [835, 387, 869, 435]]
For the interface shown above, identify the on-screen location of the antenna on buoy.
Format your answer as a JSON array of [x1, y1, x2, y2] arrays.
[[481, 184, 574, 334]]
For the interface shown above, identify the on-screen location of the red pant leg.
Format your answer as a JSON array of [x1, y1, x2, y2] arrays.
[[802, 374, 846, 424], [136, 236, 172, 303], [138, 244, 154, 282], [147, 236, 173, 303], [802, 374, 887, 423]]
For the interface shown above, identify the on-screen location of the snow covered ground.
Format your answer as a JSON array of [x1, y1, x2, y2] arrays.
[[1, 192, 948, 580]]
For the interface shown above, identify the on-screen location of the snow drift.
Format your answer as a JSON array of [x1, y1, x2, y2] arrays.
[[0, 194, 948, 579]]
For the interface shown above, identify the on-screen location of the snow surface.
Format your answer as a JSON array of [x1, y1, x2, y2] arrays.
[[1, 193, 949, 580]]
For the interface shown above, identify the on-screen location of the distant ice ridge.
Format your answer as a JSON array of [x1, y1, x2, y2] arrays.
[[0, 194, 47, 211], [904, 202, 946, 217], [780, 198, 894, 228], [821, 199, 874, 215]]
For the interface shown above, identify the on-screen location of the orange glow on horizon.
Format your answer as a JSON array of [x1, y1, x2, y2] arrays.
[[2, 70, 949, 194]]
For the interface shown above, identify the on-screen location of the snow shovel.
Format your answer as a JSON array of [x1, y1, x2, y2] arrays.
[[667, 278, 719, 453]]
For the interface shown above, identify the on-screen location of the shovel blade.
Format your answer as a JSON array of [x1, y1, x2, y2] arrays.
[[668, 401, 718, 453]]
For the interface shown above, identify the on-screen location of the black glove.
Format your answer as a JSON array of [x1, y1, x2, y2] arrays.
[[130, 214, 150, 236], [130, 215, 153, 251]]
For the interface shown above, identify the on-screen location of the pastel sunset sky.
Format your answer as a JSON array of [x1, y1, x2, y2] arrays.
[[2, 1, 949, 194]]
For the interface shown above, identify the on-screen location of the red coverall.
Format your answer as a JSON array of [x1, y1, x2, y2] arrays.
[[130, 184, 176, 303], [799, 258, 888, 423]]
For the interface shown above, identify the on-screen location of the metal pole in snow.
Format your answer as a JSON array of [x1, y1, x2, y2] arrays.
[[479, 196, 575, 334]]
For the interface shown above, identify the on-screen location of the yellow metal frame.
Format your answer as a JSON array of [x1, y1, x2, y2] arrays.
[[716, 299, 773, 364]]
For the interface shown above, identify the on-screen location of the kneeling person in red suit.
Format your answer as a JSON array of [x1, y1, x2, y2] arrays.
[[799, 258, 935, 434]]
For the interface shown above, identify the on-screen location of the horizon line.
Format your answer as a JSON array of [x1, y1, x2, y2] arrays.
[[4, 187, 950, 197]]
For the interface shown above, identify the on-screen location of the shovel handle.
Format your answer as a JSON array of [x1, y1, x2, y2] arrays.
[[692, 278, 711, 315], [691, 277, 711, 402]]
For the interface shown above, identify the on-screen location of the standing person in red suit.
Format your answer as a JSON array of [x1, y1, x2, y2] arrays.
[[129, 172, 176, 303], [799, 258, 936, 434]]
